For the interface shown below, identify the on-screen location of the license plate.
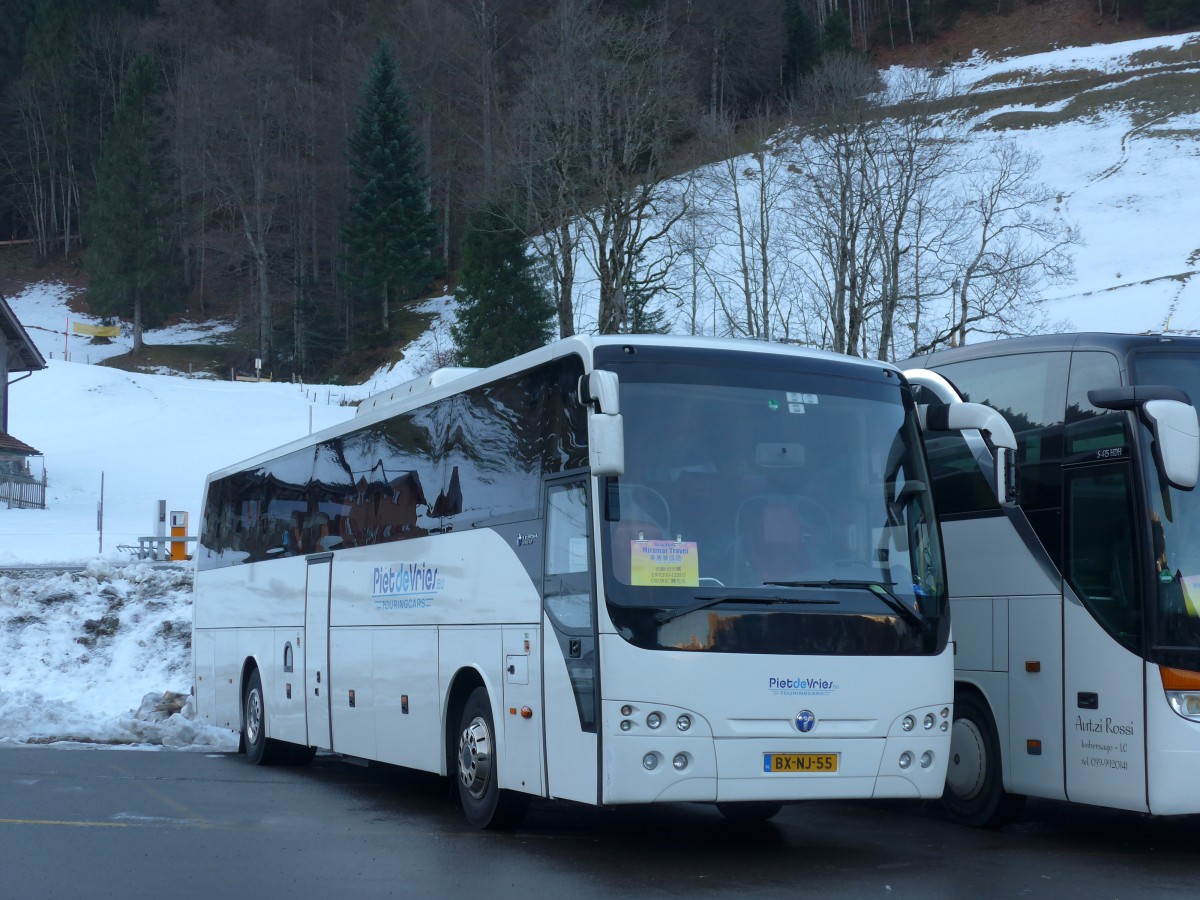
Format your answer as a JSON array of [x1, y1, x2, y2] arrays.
[[763, 752, 839, 773]]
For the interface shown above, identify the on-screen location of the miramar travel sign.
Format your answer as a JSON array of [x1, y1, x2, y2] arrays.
[[372, 563, 444, 610]]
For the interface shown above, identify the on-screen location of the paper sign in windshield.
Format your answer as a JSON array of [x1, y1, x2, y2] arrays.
[[1182, 574, 1200, 616], [630, 540, 699, 587]]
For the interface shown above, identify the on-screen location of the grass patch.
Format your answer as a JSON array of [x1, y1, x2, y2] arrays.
[[100, 342, 239, 378]]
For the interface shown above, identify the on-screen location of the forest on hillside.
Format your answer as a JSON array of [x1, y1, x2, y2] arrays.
[[0, 0, 1191, 377]]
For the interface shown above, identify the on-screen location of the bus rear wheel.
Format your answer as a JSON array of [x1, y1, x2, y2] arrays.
[[242, 669, 287, 766], [942, 691, 1024, 827], [456, 686, 529, 829]]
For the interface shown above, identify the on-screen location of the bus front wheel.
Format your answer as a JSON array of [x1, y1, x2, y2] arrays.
[[942, 691, 1024, 827], [456, 686, 529, 829]]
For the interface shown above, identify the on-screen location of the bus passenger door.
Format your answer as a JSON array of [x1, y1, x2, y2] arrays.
[[540, 478, 600, 804], [305, 554, 333, 750], [1061, 464, 1148, 811]]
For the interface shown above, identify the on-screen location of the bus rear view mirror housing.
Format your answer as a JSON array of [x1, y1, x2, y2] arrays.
[[904, 370, 1019, 507], [920, 400, 1019, 506], [1089, 386, 1199, 491], [581, 369, 625, 476]]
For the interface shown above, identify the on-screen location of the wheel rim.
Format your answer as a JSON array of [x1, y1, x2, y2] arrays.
[[458, 715, 493, 800], [946, 716, 987, 801], [246, 687, 263, 745]]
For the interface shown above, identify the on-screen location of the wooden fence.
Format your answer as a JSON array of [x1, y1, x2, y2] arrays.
[[0, 472, 47, 509]]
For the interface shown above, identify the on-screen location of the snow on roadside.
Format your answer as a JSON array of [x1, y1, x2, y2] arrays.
[[0, 561, 235, 750]]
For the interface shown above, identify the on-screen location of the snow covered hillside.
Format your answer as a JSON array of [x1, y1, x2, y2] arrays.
[[0, 31, 1197, 749]]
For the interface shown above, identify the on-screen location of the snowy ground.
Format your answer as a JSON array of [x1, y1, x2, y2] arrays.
[[1, 30, 1197, 749]]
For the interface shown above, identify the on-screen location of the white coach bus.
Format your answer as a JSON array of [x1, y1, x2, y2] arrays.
[[193, 335, 1010, 828], [905, 333, 1200, 825]]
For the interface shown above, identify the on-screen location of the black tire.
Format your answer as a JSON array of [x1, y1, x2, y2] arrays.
[[942, 690, 1025, 827], [455, 686, 529, 829], [242, 669, 287, 766], [716, 801, 784, 823]]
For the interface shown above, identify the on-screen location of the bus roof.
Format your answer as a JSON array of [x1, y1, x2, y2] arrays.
[[906, 332, 1200, 369], [206, 335, 900, 484]]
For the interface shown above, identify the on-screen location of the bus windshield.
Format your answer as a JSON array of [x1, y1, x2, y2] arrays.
[[598, 357, 947, 655], [1132, 351, 1200, 656]]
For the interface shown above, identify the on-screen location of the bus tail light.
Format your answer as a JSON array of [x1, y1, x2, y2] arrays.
[[1160, 666, 1200, 720]]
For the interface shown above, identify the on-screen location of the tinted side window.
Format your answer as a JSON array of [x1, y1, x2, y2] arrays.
[[1066, 351, 1127, 457]]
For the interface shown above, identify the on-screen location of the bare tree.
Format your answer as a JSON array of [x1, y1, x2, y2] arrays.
[[935, 139, 1079, 348], [184, 38, 308, 364]]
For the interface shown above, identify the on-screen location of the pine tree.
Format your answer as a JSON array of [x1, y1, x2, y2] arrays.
[[821, 9, 854, 56], [341, 43, 438, 350], [450, 208, 555, 368], [84, 53, 179, 353], [783, 0, 821, 90]]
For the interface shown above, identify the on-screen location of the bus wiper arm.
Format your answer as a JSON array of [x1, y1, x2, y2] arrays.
[[763, 579, 928, 632], [654, 594, 839, 625]]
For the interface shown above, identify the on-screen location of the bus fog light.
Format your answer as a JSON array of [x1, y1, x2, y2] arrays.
[[920, 750, 934, 769], [621, 704, 633, 717], [899, 751, 914, 769], [676, 714, 692, 732], [923, 713, 936, 730], [620, 719, 632, 732], [902, 715, 915, 732], [643, 753, 659, 771], [672, 753, 689, 771], [647, 711, 663, 729]]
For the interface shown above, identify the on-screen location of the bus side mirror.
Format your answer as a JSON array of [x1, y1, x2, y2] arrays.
[[589, 412, 624, 476], [920, 401, 1019, 506], [581, 369, 624, 476], [1144, 399, 1199, 491]]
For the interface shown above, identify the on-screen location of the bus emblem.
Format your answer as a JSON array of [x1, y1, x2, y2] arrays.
[[796, 710, 817, 733]]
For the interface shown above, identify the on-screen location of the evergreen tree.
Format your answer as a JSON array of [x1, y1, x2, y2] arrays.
[[450, 208, 555, 368], [341, 43, 438, 350], [783, 0, 821, 90], [84, 52, 179, 353], [821, 8, 854, 56]]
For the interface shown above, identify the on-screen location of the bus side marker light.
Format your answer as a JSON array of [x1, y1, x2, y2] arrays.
[[1027, 740, 1042, 755], [521, 707, 533, 719], [1026, 661, 1041, 673]]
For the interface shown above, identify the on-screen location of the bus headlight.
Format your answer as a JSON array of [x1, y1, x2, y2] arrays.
[[923, 713, 936, 730], [920, 750, 934, 769], [898, 751, 914, 769], [1166, 691, 1200, 719], [901, 715, 915, 732], [643, 753, 659, 771], [673, 753, 689, 771], [646, 711, 663, 729], [1161, 667, 1200, 721], [676, 714, 692, 732]]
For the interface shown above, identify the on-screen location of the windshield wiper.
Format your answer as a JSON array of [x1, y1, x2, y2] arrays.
[[763, 579, 929, 632], [655, 593, 839, 625]]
